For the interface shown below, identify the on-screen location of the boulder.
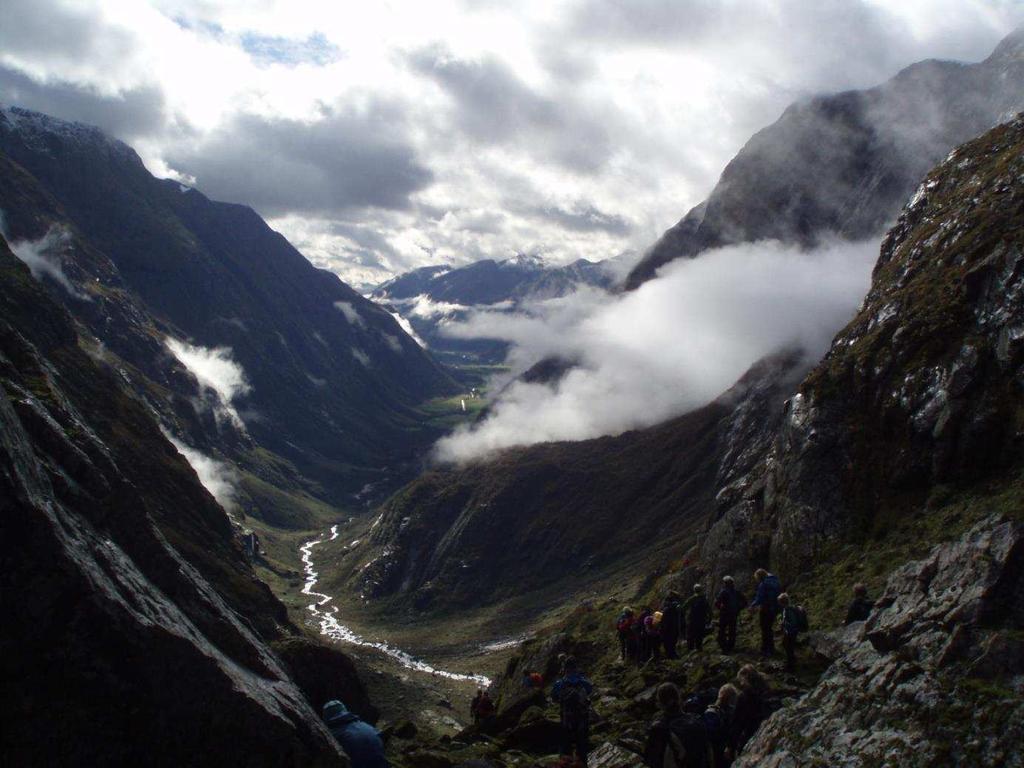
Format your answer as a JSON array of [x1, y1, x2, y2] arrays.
[[734, 517, 1024, 767], [588, 741, 645, 768]]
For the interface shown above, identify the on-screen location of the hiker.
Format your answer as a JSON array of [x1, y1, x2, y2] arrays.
[[322, 700, 389, 768], [703, 684, 739, 768], [660, 592, 683, 659], [645, 609, 664, 662], [470, 689, 483, 725], [632, 609, 649, 665], [714, 576, 745, 654], [748, 569, 781, 657], [778, 594, 807, 671], [616, 607, 636, 662], [643, 682, 709, 768], [477, 691, 496, 728], [733, 665, 771, 752], [637, 606, 654, 662], [684, 584, 711, 651], [844, 583, 875, 625], [552, 656, 594, 767]]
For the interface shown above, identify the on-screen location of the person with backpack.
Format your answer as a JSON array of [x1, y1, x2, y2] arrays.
[[646, 609, 664, 662], [643, 682, 709, 768], [777, 593, 808, 671], [714, 576, 745, 654], [661, 592, 683, 659], [844, 583, 875, 625], [322, 700, 389, 768], [552, 656, 594, 767], [703, 684, 739, 768], [616, 607, 636, 662], [684, 584, 711, 651], [732, 665, 771, 752], [636, 607, 654, 663], [748, 569, 781, 657]]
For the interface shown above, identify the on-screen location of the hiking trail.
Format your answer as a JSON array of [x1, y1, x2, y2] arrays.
[[300, 525, 491, 686]]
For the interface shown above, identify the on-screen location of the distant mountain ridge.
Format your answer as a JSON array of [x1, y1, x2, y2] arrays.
[[372, 254, 621, 367], [625, 26, 1024, 288], [0, 106, 457, 513]]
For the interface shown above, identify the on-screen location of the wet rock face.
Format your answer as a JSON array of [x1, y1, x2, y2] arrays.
[[704, 115, 1024, 581], [735, 517, 1024, 768], [0, 242, 347, 765]]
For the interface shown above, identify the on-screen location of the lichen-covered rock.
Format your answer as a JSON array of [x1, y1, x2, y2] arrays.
[[587, 741, 645, 768], [734, 517, 1024, 767]]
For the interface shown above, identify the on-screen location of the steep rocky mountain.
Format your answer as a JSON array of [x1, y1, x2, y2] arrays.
[[625, 27, 1024, 289], [372, 112, 1024, 768], [0, 237, 375, 764], [701, 113, 1024, 585], [330, 352, 807, 617], [0, 106, 457, 511], [372, 254, 619, 367]]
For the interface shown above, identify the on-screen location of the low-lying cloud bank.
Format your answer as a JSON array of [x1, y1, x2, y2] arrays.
[[435, 238, 880, 462], [162, 429, 238, 511], [165, 338, 251, 429]]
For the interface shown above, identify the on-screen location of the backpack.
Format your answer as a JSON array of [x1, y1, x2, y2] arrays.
[[617, 616, 632, 633], [652, 611, 664, 628], [661, 729, 687, 768], [560, 682, 590, 730], [702, 705, 730, 746]]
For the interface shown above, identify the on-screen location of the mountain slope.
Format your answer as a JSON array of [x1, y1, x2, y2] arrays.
[[0, 237, 374, 764], [625, 27, 1024, 289], [330, 352, 806, 619], [372, 254, 619, 368], [0, 106, 457, 504], [702, 111, 1024, 584]]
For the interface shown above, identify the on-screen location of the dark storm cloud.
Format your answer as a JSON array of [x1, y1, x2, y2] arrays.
[[0, 0, 138, 68], [0, 66, 167, 142], [407, 44, 617, 173], [167, 106, 433, 215]]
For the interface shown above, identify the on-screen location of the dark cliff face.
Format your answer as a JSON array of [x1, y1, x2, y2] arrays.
[[703, 114, 1024, 581], [0, 107, 457, 501], [344, 352, 806, 614], [0, 239, 372, 764], [625, 28, 1024, 290]]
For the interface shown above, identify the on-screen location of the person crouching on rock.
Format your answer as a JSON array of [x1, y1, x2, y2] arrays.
[[684, 584, 711, 651], [552, 656, 594, 767], [322, 699, 389, 768], [748, 568, 781, 657], [844, 582, 875, 625]]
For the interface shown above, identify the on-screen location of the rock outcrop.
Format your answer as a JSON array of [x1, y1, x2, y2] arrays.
[[702, 113, 1024, 583], [736, 517, 1024, 767], [0, 238, 363, 764], [626, 27, 1024, 289]]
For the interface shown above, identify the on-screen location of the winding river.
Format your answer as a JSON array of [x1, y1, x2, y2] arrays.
[[300, 525, 492, 686]]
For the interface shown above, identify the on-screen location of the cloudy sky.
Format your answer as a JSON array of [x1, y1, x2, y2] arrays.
[[1, 1, 1021, 288]]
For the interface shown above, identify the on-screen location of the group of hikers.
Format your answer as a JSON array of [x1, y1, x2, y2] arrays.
[[319, 574, 876, 767], [614, 569, 859, 672]]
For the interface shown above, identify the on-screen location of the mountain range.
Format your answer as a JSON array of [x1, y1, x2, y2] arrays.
[[0, 106, 458, 524], [625, 26, 1024, 289], [371, 253, 622, 368]]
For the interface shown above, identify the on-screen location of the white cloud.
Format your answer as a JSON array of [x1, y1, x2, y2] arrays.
[[387, 310, 426, 347], [351, 347, 370, 366], [1, 1, 1019, 284], [1, 221, 90, 301], [162, 429, 239, 510], [165, 337, 251, 428], [333, 300, 365, 327], [435, 237, 880, 462]]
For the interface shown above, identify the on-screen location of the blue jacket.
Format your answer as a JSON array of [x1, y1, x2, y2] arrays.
[[750, 574, 781, 612], [552, 672, 593, 701], [323, 702, 389, 768]]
